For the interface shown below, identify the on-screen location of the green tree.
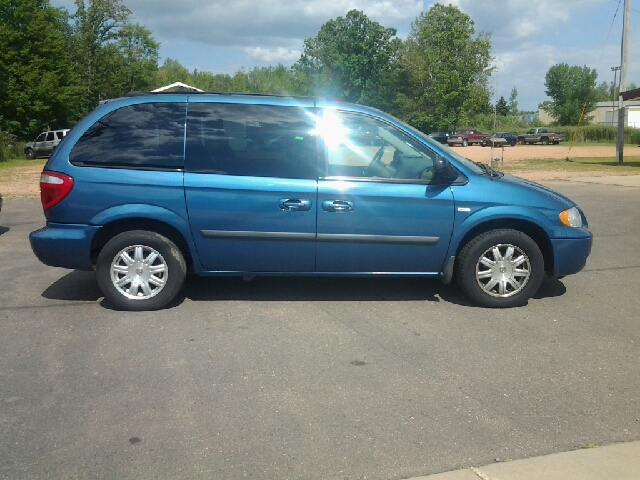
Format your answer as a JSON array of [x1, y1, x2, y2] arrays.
[[542, 63, 599, 125], [508, 86, 518, 116], [155, 58, 192, 86], [396, 3, 493, 131], [0, 0, 81, 138], [495, 96, 509, 116], [72, 0, 132, 109], [294, 9, 401, 105], [190, 69, 233, 91], [595, 80, 638, 102], [246, 65, 304, 95], [114, 23, 159, 92]]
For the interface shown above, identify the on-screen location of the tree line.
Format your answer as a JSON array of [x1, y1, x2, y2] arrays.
[[1, 0, 633, 141]]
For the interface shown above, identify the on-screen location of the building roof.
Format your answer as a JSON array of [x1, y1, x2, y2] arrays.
[[621, 87, 640, 101], [151, 82, 203, 93]]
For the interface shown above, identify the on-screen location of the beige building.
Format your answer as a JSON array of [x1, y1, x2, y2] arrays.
[[539, 99, 640, 127]]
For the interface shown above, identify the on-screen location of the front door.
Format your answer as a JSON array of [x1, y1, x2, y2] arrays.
[[314, 110, 455, 274], [184, 100, 320, 273]]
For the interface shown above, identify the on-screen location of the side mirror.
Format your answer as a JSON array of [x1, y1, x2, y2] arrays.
[[434, 154, 450, 173], [432, 154, 458, 184]]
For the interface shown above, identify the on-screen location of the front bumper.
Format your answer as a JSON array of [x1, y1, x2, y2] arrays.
[[551, 233, 593, 277], [30, 223, 100, 271]]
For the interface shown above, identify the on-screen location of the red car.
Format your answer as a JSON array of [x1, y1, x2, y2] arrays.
[[447, 130, 490, 147]]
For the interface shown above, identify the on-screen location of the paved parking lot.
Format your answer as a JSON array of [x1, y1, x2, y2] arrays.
[[1, 181, 639, 479]]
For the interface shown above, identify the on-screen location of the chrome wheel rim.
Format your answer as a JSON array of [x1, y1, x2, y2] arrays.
[[110, 245, 168, 300], [475, 243, 531, 298]]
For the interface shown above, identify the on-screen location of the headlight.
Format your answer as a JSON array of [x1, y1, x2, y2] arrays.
[[559, 207, 582, 227]]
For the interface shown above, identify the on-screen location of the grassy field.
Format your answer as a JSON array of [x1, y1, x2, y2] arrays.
[[500, 156, 640, 176], [0, 158, 46, 170]]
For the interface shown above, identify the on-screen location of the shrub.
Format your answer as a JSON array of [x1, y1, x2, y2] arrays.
[[552, 125, 640, 144], [0, 130, 20, 162]]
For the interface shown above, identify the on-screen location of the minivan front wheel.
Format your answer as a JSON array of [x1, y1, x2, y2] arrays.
[[96, 230, 186, 311], [456, 229, 544, 308]]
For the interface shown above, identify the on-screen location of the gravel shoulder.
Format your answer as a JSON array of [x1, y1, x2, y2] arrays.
[[0, 145, 637, 197]]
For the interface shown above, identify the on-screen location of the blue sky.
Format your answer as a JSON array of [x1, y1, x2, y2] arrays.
[[51, 0, 639, 111]]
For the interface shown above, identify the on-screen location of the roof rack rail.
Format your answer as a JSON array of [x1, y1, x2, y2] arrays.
[[124, 90, 315, 100]]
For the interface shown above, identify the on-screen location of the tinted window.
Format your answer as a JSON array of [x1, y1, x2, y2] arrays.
[[36, 133, 46, 142], [70, 103, 186, 170], [186, 103, 318, 179], [317, 110, 438, 182], [46, 132, 55, 141], [55, 131, 65, 140]]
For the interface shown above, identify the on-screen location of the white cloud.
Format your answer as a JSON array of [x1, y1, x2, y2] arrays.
[[245, 47, 302, 64], [449, 0, 605, 40], [125, 0, 423, 48]]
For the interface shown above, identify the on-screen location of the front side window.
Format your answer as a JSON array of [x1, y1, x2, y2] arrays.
[[35, 133, 46, 142], [70, 103, 186, 170], [186, 103, 318, 179], [317, 110, 439, 182]]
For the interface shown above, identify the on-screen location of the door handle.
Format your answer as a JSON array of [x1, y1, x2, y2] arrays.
[[279, 198, 312, 211], [322, 200, 354, 213]]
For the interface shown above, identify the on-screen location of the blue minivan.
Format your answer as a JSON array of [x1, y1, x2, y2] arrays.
[[30, 93, 592, 311]]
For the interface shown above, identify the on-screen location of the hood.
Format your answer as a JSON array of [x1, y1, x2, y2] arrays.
[[497, 173, 576, 208]]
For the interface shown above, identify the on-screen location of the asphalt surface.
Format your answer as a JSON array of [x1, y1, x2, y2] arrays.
[[1, 182, 639, 479]]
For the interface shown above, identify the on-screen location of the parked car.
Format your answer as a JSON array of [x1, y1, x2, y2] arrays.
[[481, 132, 518, 147], [447, 130, 490, 147], [517, 128, 565, 145], [428, 132, 451, 144], [24, 129, 70, 159], [0, 191, 3, 213], [29, 93, 592, 311]]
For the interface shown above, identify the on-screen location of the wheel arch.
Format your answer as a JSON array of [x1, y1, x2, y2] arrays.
[[452, 218, 554, 276], [90, 218, 197, 273]]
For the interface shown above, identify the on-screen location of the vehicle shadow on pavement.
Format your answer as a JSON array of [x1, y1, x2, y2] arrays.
[[40, 270, 567, 309], [533, 277, 567, 299], [42, 270, 103, 301], [0, 226, 9, 236], [182, 275, 471, 305]]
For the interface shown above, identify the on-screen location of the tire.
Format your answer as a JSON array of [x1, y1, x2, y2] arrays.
[[510, 141, 516, 147], [462, 138, 468, 147], [542, 137, 549, 145], [456, 229, 544, 308], [518, 138, 525, 145], [25, 148, 35, 160], [96, 230, 187, 311]]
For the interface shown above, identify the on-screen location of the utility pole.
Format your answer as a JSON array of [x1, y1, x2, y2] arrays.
[[611, 66, 620, 127], [616, 0, 630, 164]]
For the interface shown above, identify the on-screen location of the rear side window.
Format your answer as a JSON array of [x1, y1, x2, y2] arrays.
[[46, 132, 55, 141], [70, 103, 186, 170], [186, 103, 318, 179]]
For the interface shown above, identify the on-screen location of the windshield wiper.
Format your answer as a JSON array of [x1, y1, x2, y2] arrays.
[[474, 161, 503, 179]]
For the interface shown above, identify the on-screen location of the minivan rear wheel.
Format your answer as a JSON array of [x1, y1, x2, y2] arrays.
[[96, 230, 186, 311], [456, 229, 544, 308]]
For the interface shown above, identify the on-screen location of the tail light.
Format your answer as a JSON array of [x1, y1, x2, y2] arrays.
[[40, 172, 74, 210]]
